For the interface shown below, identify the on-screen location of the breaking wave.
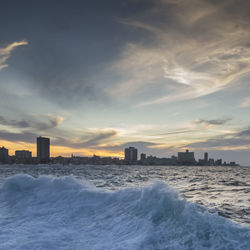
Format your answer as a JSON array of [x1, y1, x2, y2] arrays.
[[0, 175, 249, 250]]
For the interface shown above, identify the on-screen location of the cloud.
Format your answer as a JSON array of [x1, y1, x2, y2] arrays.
[[95, 140, 178, 157], [54, 129, 118, 148], [33, 115, 64, 130], [79, 130, 118, 147], [186, 127, 250, 150], [156, 129, 200, 136], [239, 97, 250, 107], [110, 0, 250, 105], [0, 130, 36, 143], [15, 42, 109, 108], [0, 1, 133, 108], [237, 128, 250, 137], [0, 40, 28, 69], [195, 118, 232, 126], [0, 116, 29, 128], [99, 141, 157, 151], [0, 114, 63, 131], [0, 127, 118, 150]]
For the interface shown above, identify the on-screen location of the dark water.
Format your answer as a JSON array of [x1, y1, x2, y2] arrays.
[[0, 164, 249, 249]]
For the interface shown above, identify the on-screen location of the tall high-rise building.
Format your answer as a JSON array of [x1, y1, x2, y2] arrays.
[[124, 147, 138, 162], [204, 152, 208, 163], [0, 147, 9, 163], [37, 137, 50, 163], [140, 153, 146, 161]]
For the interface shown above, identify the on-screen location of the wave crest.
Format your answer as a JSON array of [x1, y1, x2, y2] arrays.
[[0, 175, 249, 250]]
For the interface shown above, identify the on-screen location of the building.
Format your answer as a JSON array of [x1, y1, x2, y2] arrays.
[[215, 159, 222, 165], [124, 147, 138, 162], [170, 155, 178, 165], [0, 147, 9, 163], [178, 149, 196, 165], [198, 152, 209, 166], [198, 159, 205, 165], [204, 152, 208, 164], [15, 150, 32, 159], [140, 153, 146, 161], [37, 137, 50, 163], [209, 158, 215, 166], [15, 150, 32, 164]]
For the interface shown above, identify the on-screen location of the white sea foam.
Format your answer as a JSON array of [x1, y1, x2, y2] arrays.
[[0, 174, 249, 250]]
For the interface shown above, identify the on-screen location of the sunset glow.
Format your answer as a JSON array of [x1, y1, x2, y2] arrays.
[[0, 0, 250, 164]]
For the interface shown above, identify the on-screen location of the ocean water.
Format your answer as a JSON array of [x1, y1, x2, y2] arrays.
[[0, 165, 249, 250]]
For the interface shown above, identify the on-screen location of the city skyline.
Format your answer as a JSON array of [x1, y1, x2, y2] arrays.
[[0, 0, 250, 165], [0, 137, 239, 167]]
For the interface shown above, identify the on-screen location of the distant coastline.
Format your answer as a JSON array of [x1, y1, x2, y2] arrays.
[[0, 137, 240, 166]]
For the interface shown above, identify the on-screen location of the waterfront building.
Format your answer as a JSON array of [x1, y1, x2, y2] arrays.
[[178, 149, 196, 165], [37, 137, 50, 163], [198, 159, 205, 165], [124, 147, 138, 162], [209, 158, 215, 166], [204, 152, 208, 164], [215, 159, 222, 165], [0, 147, 9, 163], [140, 153, 146, 161], [15, 150, 32, 159]]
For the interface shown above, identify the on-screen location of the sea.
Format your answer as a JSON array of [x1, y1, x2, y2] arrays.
[[0, 164, 249, 250]]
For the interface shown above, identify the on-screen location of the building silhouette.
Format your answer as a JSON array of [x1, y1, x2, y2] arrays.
[[215, 159, 222, 165], [15, 150, 32, 159], [124, 147, 138, 163], [209, 158, 215, 165], [0, 147, 9, 163], [140, 153, 146, 161], [37, 137, 50, 163], [15, 150, 32, 164], [178, 149, 196, 165], [204, 152, 208, 164]]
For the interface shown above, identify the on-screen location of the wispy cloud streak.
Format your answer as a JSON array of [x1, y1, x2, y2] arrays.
[[0, 114, 63, 131], [0, 40, 28, 69], [111, 0, 250, 106], [186, 127, 250, 150], [195, 118, 232, 126]]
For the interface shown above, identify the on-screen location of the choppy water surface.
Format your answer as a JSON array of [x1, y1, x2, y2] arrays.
[[0, 164, 249, 249]]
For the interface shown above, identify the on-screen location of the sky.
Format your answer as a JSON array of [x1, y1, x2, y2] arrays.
[[0, 0, 250, 165]]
